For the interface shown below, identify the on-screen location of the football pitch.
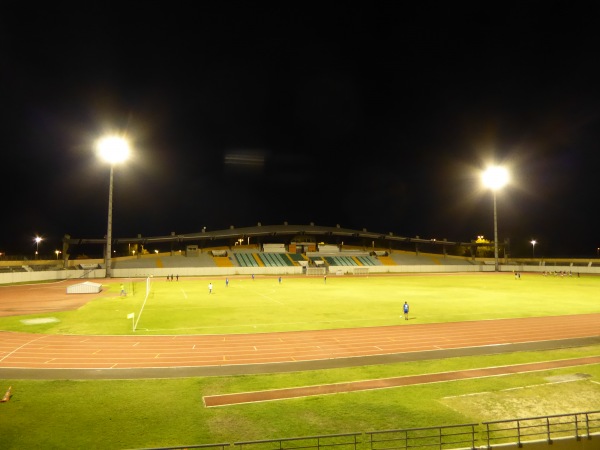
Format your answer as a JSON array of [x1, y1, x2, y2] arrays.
[[1, 272, 598, 336], [131, 272, 600, 335]]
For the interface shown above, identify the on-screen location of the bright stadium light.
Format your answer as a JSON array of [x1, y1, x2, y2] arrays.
[[34, 236, 43, 259], [97, 135, 130, 278], [530, 239, 537, 258], [482, 166, 509, 272]]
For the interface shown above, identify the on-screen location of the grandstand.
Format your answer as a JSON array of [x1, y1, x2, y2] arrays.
[[3, 223, 600, 284]]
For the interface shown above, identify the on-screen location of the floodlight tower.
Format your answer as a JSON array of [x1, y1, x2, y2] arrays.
[[482, 166, 509, 272], [34, 236, 42, 259], [97, 136, 130, 278]]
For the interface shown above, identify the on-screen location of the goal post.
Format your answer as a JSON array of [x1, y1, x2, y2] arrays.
[[306, 267, 326, 276], [146, 275, 152, 298]]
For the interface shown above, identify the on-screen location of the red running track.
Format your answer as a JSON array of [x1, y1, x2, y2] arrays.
[[0, 314, 598, 370]]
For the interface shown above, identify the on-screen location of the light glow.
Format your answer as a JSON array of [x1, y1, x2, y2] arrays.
[[482, 166, 509, 191], [97, 136, 130, 164]]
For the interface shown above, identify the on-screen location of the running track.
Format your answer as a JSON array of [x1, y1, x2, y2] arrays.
[[0, 314, 599, 380]]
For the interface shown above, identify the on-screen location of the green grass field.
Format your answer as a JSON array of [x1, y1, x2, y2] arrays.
[[1, 272, 599, 335], [0, 273, 599, 449]]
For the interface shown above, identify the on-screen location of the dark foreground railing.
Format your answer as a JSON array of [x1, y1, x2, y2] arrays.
[[366, 423, 478, 450], [136, 410, 600, 450], [234, 432, 362, 450], [482, 410, 600, 448]]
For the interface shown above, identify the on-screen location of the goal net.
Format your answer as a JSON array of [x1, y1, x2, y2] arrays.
[[306, 267, 326, 276]]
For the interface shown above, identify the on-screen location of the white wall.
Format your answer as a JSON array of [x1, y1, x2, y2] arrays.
[[1, 264, 599, 285]]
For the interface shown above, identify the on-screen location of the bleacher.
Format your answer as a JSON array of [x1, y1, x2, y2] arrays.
[[0, 266, 27, 273], [7, 241, 599, 281], [113, 254, 217, 269], [287, 253, 306, 265], [234, 252, 259, 267], [213, 256, 233, 267], [389, 252, 440, 265], [28, 264, 62, 271], [257, 253, 294, 267], [52, 246, 484, 273], [436, 256, 476, 265], [324, 256, 358, 266], [308, 256, 326, 266], [356, 255, 380, 266], [377, 255, 397, 266]]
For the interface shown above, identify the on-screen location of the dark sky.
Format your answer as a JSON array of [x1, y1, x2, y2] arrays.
[[2, 2, 599, 258]]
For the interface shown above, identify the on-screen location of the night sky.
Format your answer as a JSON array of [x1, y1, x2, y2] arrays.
[[2, 3, 599, 258]]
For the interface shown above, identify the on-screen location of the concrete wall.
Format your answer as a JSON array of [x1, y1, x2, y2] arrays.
[[1, 263, 600, 285], [0, 269, 103, 285]]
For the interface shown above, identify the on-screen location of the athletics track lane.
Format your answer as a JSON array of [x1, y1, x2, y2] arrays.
[[0, 314, 598, 372]]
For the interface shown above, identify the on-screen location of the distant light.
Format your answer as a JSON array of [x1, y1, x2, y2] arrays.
[[482, 166, 509, 190], [97, 136, 130, 164]]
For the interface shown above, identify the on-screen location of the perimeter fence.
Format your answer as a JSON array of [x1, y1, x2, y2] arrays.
[[137, 410, 600, 450]]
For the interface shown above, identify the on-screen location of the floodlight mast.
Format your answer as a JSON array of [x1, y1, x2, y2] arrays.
[[34, 236, 42, 260], [97, 136, 130, 278], [482, 166, 509, 272]]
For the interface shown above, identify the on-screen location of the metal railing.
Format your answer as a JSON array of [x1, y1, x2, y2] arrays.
[[366, 423, 478, 450], [136, 411, 600, 450], [136, 443, 229, 450], [482, 410, 600, 448], [233, 432, 362, 450]]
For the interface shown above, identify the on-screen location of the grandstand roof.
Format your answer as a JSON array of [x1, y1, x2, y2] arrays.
[[64, 224, 476, 249]]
